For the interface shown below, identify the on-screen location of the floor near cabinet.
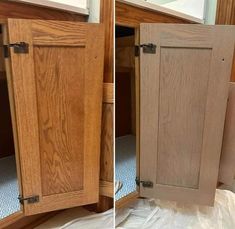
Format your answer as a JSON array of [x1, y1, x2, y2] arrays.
[[115, 135, 136, 201], [116, 189, 235, 228], [0, 156, 20, 219], [35, 207, 113, 229]]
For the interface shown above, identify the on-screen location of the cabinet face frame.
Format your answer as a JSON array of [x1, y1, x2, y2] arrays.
[[115, 22, 140, 209]]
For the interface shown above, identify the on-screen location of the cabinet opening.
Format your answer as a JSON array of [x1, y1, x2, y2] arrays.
[[115, 26, 137, 201], [0, 25, 21, 219]]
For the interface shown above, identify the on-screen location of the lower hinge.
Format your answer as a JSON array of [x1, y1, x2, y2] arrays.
[[18, 195, 40, 205], [135, 177, 153, 188], [135, 43, 157, 56]]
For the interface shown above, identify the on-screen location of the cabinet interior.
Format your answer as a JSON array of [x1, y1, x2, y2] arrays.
[[115, 25, 137, 201], [0, 25, 20, 219]]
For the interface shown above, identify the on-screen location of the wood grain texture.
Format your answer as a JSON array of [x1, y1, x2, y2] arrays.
[[0, 1, 86, 21], [8, 19, 104, 215], [216, 0, 235, 25], [100, 0, 113, 83], [157, 47, 211, 189], [219, 82, 235, 185], [2, 22, 24, 201], [99, 1, 114, 208], [34, 46, 84, 196], [216, 0, 235, 82], [115, 1, 192, 28], [115, 191, 139, 209], [103, 83, 114, 104], [32, 20, 86, 46], [140, 24, 235, 205], [0, 211, 59, 229], [100, 181, 113, 197], [100, 103, 114, 182]]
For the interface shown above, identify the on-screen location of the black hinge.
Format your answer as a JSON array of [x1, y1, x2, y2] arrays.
[[3, 42, 29, 58], [135, 43, 157, 56], [135, 177, 153, 188], [3, 45, 9, 58], [18, 195, 39, 205]]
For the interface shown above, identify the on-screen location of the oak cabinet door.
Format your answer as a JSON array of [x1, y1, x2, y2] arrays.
[[7, 19, 104, 215], [139, 24, 235, 205]]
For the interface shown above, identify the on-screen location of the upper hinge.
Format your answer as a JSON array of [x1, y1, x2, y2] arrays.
[[135, 43, 157, 56], [135, 177, 153, 188], [18, 195, 40, 205], [3, 42, 29, 58]]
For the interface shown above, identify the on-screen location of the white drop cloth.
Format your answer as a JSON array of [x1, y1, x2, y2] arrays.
[[116, 189, 235, 229]]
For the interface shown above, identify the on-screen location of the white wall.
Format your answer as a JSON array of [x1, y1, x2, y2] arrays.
[[46, 0, 87, 9], [148, 0, 206, 20], [15, 0, 89, 14], [88, 0, 100, 23], [204, 0, 218, 24]]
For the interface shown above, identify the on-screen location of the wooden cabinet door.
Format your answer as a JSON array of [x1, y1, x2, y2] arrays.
[[139, 24, 235, 206], [7, 19, 104, 215]]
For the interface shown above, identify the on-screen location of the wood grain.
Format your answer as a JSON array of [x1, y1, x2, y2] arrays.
[[0, 1, 86, 21], [115, 1, 192, 28], [0, 211, 59, 229], [32, 20, 86, 46], [100, 181, 113, 198], [8, 19, 104, 215], [115, 191, 139, 209], [216, 0, 235, 25], [99, 1, 114, 209], [100, 103, 114, 182], [140, 24, 235, 205], [157, 47, 211, 188], [100, 0, 113, 83], [34, 46, 84, 196], [216, 0, 235, 82], [103, 83, 114, 104], [219, 82, 235, 185]]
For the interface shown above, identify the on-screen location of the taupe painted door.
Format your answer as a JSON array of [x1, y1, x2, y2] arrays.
[[140, 24, 235, 205], [7, 19, 104, 215]]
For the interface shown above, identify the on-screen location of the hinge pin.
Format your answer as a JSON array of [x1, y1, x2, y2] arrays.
[[18, 195, 39, 205], [136, 177, 153, 188]]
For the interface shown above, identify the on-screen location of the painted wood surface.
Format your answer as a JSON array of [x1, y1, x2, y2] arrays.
[[140, 24, 235, 205], [219, 83, 235, 185]]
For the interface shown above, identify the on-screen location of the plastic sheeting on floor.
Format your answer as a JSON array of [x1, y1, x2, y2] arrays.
[[116, 189, 235, 229], [35, 207, 113, 229]]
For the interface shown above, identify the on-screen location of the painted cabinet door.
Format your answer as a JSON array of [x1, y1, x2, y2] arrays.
[[139, 24, 235, 205], [7, 19, 104, 215]]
